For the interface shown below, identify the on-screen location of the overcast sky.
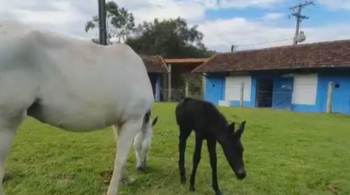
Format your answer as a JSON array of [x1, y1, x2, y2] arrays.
[[1, 0, 350, 52]]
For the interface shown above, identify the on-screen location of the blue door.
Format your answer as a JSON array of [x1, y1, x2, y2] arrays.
[[272, 78, 293, 109], [332, 78, 350, 115], [205, 76, 225, 105]]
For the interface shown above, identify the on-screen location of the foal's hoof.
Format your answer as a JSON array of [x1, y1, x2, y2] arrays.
[[215, 191, 223, 195], [180, 177, 186, 184], [189, 186, 195, 192]]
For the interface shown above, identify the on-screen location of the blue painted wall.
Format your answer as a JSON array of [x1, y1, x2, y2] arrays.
[[229, 101, 253, 107], [317, 72, 350, 115], [272, 78, 293, 110], [204, 75, 225, 105], [251, 74, 294, 110], [291, 71, 350, 114], [291, 104, 320, 112], [251, 78, 257, 107], [204, 71, 350, 115]]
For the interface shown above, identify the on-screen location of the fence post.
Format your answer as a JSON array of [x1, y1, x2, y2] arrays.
[[326, 81, 334, 113], [240, 82, 244, 107]]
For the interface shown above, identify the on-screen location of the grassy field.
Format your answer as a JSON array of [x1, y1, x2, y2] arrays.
[[4, 103, 350, 195]]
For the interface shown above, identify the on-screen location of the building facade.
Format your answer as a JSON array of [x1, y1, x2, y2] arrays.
[[194, 40, 350, 115], [142, 55, 168, 101]]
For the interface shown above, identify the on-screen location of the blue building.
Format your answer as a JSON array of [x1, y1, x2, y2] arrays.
[[142, 55, 168, 101], [193, 40, 350, 115]]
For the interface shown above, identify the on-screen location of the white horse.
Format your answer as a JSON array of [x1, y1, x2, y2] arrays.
[[0, 22, 156, 195]]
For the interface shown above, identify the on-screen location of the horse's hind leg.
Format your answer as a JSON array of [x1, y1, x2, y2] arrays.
[[107, 117, 143, 195], [0, 112, 25, 195], [178, 126, 191, 184]]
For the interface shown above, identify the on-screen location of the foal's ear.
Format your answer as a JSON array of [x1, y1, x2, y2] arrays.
[[152, 116, 158, 126], [228, 122, 235, 133], [235, 121, 246, 139]]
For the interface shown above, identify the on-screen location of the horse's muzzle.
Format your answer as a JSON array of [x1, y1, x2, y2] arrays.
[[236, 168, 246, 180]]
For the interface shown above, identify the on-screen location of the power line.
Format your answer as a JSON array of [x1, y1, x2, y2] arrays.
[[237, 38, 292, 47], [233, 38, 292, 51], [290, 0, 314, 45]]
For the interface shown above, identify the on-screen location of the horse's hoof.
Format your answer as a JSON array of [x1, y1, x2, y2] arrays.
[[121, 176, 136, 185], [136, 166, 146, 172], [3, 172, 12, 182]]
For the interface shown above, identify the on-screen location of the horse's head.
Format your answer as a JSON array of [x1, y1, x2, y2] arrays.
[[222, 121, 247, 180]]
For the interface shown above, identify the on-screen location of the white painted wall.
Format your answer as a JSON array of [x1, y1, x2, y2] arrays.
[[292, 74, 318, 105], [218, 100, 231, 107], [225, 76, 252, 101]]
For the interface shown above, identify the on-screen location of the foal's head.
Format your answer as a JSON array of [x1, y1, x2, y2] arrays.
[[222, 121, 247, 180]]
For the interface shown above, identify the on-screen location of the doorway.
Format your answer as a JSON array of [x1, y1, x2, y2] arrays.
[[256, 79, 273, 107]]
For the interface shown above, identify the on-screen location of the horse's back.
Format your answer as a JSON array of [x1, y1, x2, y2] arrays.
[[1, 22, 153, 130], [31, 36, 153, 130]]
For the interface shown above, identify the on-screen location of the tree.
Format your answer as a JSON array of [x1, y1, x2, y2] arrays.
[[85, 1, 135, 43], [126, 18, 213, 58]]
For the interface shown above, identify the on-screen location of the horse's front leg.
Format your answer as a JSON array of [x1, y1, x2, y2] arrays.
[[107, 118, 143, 195], [0, 113, 24, 195], [133, 130, 151, 172], [0, 128, 16, 195], [207, 139, 221, 195]]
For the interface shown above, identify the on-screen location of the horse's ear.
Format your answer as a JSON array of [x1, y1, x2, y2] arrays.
[[152, 116, 158, 126], [235, 121, 246, 139]]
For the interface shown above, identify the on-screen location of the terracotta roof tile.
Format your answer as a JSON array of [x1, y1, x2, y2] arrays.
[[193, 40, 350, 73], [141, 55, 168, 73]]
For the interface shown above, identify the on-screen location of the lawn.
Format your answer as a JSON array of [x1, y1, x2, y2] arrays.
[[4, 103, 350, 195]]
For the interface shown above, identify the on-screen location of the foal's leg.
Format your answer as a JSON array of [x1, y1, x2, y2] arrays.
[[107, 118, 143, 195], [0, 113, 24, 195], [178, 127, 191, 184], [189, 134, 203, 192], [207, 139, 222, 195]]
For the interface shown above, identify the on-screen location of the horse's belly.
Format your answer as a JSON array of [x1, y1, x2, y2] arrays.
[[28, 101, 119, 132]]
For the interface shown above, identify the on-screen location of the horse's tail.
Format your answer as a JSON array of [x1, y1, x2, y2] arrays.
[[143, 110, 158, 128], [143, 110, 151, 125]]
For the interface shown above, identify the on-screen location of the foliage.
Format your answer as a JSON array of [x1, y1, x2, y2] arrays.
[[126, 18, 213, 58], [85, 1, 135, 43], [4, 103, 350, 194]]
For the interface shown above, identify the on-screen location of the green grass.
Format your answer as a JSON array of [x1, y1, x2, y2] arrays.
[[4, 103, 350, 195]]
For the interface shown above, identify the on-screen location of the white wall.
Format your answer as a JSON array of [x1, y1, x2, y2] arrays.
[[225, 76, 252, 101], [292, 74, 318, 105]]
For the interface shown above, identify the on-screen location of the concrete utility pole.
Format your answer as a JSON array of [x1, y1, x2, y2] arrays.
[[98, 0, 107, 45], [240, 82, 245, 107], [326, 81, 334, 113], [290, 1, 314, 45]]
